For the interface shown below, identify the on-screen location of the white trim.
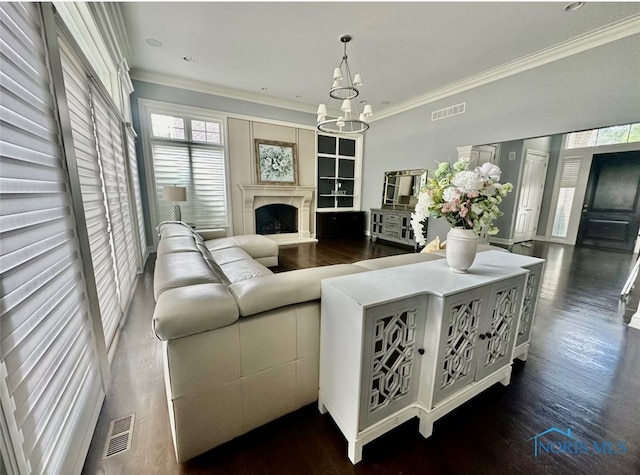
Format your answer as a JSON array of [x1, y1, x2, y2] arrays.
[[629, 312, 640, 330], [370, 14, 640, 121], [132, 69, 318, 115]]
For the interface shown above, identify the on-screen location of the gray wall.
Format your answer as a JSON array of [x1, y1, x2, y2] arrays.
[[130, 80, 316, 243], [493, 140, 527, 240], [536, 134, 564, 235], [362, 35, 640, 241]]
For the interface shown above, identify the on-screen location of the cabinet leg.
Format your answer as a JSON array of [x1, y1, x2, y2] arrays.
[[515, 344, 529, 362], [348, 440, 363, 464], [499, 367, 513, 387], [418, 416, 433, 438], [318, 398, 327, 414]]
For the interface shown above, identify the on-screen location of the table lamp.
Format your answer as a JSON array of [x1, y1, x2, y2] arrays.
[[163, 185, 187, 221]]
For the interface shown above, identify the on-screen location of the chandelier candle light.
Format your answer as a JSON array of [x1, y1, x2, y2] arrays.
[[411, 160, 513, 272], [163, 185, 187, 221], [317, 35, 373, 134]]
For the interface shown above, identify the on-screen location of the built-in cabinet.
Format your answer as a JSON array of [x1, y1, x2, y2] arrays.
[[370, 208, 419, 248], [317, 134, 362, 210], [316, 211, 365, 238], [319, 251, 544, 463]]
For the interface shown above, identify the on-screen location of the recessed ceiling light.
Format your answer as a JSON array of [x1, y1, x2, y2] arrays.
[[183, 56, 195, 62], [564, 2, 584, 12], [145, 38, 162, 47]]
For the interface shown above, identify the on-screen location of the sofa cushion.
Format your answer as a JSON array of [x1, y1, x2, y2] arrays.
[[158, 235, 199, 255], [220, 259, 272, 284], [158, 221, 195, 238], [154, 252, 222, 300], [354, 252, 443, 271], [153, 283, 239, 340], [230, 235, 278, 259], [206, 235, 278, 260], [229, 264, 366, 317], [211, 247, 253, 266]]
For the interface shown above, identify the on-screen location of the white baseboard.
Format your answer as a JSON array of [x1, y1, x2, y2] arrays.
[[630, 311, 640, 330]]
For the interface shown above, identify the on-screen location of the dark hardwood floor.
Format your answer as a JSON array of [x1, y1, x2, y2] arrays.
[[82, 238, 640, 475]]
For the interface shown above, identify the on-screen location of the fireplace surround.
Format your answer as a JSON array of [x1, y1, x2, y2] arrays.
[[238, 185, 317, 244]]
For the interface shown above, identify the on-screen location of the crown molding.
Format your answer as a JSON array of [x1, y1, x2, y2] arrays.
[[130, 69, 318, 115], [372, 14, 640, 122]]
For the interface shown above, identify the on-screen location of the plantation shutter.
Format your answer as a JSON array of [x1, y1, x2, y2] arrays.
[[0, 3, 105, 474], [58, 36, 121, 346], [126, 129, 148, 266], [91, 90, 137, 308], [108, 113, 138, 289], [192, 146, 228, 226], [152, 142, 228, 228], [551, 157, 582, 238]]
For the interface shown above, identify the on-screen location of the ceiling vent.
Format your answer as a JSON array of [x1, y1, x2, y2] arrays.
[[431, 102, 466, 121]]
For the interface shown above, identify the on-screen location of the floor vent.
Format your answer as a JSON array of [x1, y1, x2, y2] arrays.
[[103, 414, 135, 459], [431, 102, 466, 121]]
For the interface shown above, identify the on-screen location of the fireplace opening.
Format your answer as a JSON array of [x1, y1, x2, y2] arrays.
[[255, 204, 298, 235]]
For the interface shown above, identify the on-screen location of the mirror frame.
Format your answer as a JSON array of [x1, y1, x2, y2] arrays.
[[381, 168, 429, 210]]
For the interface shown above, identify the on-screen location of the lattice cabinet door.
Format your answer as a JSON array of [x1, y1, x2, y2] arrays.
[[359, 296, 427, 429], [515, 263, 544, 349], [475, 275, 527, 382], [432, 287, 490, 406]]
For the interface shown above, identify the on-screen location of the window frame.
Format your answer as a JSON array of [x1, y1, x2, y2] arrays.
[[138, 99, 232, 246]]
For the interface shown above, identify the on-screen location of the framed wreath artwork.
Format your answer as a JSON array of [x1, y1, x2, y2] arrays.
[[255, 140, 297, 185]]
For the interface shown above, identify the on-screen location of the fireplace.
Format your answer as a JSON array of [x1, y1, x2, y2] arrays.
[[238, 185, 317, 244], [255, 204, 298, 235]]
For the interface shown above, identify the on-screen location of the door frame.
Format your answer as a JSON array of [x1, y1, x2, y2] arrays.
[[544, 141, 640, 245], [513, 149, 549, 243], [576, 150, 640, 251]]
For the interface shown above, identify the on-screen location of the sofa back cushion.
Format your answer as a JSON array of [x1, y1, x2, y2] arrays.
[[154, 252, 223, 300]]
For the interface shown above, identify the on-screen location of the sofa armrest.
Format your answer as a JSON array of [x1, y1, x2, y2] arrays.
[[229, 264, 366, 316], [197, 228, 227, 240], [153, 283, 239, 340]]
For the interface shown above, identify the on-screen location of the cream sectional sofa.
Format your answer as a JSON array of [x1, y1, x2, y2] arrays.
[[152, 222, 500, 462]]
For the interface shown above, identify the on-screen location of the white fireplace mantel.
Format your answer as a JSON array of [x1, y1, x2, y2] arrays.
[[238, 185, 317, 245]]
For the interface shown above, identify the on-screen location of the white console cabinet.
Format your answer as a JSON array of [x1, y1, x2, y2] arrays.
[[319, 251, 544, 463]]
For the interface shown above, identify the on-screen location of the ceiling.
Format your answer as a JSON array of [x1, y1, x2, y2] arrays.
[[121, 2, 640, 118]]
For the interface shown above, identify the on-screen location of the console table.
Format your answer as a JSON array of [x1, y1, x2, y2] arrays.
[[370, 208, 419, 248], [319, 251, 544, 463]]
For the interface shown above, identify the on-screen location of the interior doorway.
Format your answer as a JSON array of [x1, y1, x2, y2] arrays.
[[513, 150, 549, 243], [577, 150, 640, 252]]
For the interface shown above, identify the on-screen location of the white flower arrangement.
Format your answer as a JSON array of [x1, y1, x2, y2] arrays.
[[411, 159, 513, 246]]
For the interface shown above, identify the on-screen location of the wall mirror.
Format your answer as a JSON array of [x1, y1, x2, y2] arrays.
[[382, 169, 429, 210]]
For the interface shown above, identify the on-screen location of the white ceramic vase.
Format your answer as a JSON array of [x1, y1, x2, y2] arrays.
[[446, 227, 479, 273]]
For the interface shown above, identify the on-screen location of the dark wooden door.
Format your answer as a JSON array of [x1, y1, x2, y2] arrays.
[[577, 150, 640, 252]]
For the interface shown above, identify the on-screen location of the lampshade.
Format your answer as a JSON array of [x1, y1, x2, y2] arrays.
[[163, 185, 186, 202]]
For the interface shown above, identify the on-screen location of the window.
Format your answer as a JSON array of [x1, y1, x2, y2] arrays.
[[565, 123, 640, 149], [146, 108, 229, 229], [551, 158, 581, 238]]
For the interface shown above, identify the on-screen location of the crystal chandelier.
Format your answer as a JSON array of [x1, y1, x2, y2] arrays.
[[317, 35, 373, 134]]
